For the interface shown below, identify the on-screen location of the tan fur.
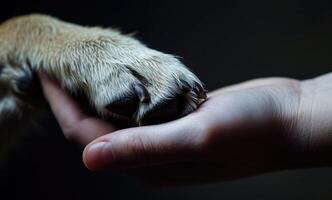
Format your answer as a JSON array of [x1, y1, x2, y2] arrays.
[[0, 14, 206, 126]]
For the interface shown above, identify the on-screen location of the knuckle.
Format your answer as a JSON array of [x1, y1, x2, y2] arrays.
[[122, 133, 154, 165], [127, 134, 148, 155]]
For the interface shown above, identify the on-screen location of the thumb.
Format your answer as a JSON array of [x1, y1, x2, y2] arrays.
[[83, 117, 204, 170]]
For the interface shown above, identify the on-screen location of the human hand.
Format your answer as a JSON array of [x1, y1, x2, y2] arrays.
[[39, 73, 332, 185]]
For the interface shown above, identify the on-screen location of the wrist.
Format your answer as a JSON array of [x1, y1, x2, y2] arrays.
[[283, 75, 332, 168]]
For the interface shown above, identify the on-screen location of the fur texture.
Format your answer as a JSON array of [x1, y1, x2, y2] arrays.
[[0, 14, 206, 130]]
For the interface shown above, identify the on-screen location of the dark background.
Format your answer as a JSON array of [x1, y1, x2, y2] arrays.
[[1, 0, 332, 199]]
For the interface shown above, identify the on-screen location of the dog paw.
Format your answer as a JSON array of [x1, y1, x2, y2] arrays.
[[0, 14, 207, 125], [92, 54, 207, 125]]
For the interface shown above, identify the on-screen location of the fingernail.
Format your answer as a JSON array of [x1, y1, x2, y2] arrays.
[[83, 142, 108, 170]]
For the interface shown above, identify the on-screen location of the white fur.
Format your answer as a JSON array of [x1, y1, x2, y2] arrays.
[[0, 14, 206, 126]]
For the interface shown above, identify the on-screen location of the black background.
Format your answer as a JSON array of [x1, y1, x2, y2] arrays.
[[1, 0, 332, 199]]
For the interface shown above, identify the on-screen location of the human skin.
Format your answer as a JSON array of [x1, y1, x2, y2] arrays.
[[39, 72, 332, 185]]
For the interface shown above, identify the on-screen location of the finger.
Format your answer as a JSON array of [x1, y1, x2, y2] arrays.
[[83, 115, 204, 170], [39, 73, 117, 145], [39, 73, 89, 132]]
